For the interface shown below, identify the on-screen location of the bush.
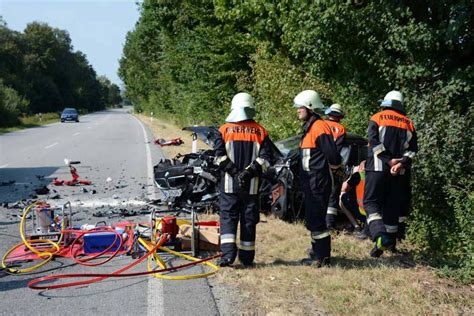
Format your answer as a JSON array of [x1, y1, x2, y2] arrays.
[[0, 81, 28, 127], [408, 86, 473, 283]]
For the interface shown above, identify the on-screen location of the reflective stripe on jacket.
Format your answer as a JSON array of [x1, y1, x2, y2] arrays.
[[300, 115, 341, 172], [366, 109, 417, 172], [214, 120, 273, 195]]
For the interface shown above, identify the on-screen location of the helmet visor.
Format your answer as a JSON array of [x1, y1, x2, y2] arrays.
[[380, 99, 405, 112], [225, 107, 256, 123]]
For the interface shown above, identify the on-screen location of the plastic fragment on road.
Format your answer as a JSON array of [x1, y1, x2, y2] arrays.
[[53, 164, 92, 186], [154, 137, 184, 147]]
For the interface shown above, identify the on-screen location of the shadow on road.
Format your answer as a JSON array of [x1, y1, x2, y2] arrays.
[[0, 278, 37, 292], [37, 278, 148, 298], [0, 166, 59, 203]]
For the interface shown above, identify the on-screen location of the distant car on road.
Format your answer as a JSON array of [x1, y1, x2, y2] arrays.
[[60, 108, 79, 123]]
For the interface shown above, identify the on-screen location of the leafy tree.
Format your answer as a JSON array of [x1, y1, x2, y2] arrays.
[[0, 19, 112, 125], [0, 80, 28, 126], [98, 75, 123, 106]]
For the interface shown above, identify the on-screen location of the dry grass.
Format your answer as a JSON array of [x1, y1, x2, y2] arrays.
[[137, 112, 474, 315], [214, 214, 473, 315]]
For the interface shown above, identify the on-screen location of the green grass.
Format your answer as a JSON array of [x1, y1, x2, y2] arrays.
[[0, 113, 60, 134]]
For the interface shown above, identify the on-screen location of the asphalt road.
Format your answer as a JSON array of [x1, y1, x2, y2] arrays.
[[0, 108, 220, 315]]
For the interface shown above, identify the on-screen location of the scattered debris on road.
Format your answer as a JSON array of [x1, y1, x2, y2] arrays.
[[0, 180, 15, 186], [34, 186, 50, 195], [154, 137, 184, 146], [53, 160, 92, 186]]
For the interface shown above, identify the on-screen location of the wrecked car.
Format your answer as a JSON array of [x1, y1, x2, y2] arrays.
[[153, 126, 367, 221], [268, 132, 367, 221], [153, 126, 221, 211]]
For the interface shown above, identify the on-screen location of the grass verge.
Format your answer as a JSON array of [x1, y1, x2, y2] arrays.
[[215, 215, 473, 315], [138, 113, 473, 315], [0, 113, 60, 134]]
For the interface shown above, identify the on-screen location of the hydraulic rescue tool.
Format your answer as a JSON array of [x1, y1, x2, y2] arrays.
[[1, 201, 221, 290]]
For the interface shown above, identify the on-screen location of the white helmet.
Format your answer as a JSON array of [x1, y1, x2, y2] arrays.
[[324, 103, 344, 117], [380, 90, 404, 112], [226, 92, 256, 122], [293, 90, 324, 113]]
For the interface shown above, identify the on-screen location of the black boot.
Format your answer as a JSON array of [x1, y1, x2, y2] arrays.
[[354, 225, 370, 240], [387, 232, 398, 253], [300, 255, 331, 267], [397, 222, 407, 241], [218, 257, 234, 267], [301, 238, 331, 267], [370, 234, 393, 258]]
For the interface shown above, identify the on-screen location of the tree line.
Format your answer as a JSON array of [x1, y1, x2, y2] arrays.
[[0, 18, 122, 127], [120, 1, 472, 281]]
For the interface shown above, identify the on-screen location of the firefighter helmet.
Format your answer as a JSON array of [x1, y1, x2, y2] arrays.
[[324, 103, 344, 117], [226, 92, 256, 122], [380, 90, 404, 112], [293, 90, 325, 113]]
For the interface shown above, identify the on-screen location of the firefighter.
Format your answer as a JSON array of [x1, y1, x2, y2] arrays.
[[294, 90, 341, 266], [339, 160, 370, 239], [324, 104, 347, 230], [214, 92, 274, 267], [363, 90, 417, 257]]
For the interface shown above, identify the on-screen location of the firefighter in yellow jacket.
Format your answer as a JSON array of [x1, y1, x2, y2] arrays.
[[294, 90, 341, 266]]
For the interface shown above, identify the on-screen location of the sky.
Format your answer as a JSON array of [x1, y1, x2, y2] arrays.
[[0, 0, 140, 85]]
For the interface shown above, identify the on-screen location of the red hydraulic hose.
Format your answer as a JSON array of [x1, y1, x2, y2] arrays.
[[28, 236, 222, 290], [28, 235, 167, 290]]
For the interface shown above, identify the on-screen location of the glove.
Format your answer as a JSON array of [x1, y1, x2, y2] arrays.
[[237, 160, 263, 187], [237, 168, 254, 187], [218, 157, 238, 176]]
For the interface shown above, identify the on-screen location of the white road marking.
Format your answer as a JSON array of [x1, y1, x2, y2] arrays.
[[87, 127, 92, 129], [133, 117, 156, 200], [132, 115, 164, 316], [44, 142, 58, 149], [0, 164, 9, 168], [73, 132, 80, 136]]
